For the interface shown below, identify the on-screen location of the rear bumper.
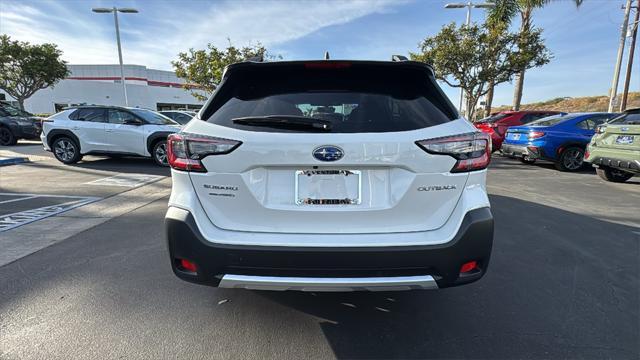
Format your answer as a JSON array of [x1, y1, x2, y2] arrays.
[[501, 143, 544, 159], [165, 206, 494, 290], [588, 155, 640, 173]]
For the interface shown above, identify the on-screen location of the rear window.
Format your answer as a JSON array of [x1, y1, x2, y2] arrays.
[[202, 63, 456, 133], [609, 111, 640, 125], [0, 103, 32, 117], [69, 108, 106, 122], [528, 114, 573, 126], [129, 109, 177, 125], [477, 113, 510, 123]]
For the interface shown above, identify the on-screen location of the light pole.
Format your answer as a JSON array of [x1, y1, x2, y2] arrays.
[[620, 0, 639, 111], [608, 0, 632, 113], [92, 7, 138, 107], [444, 2, 495, 117]]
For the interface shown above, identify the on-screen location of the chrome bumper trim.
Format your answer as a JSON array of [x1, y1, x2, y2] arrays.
[[218, 274, 439, 292]]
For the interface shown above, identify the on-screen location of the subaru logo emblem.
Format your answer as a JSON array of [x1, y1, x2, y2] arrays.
[[313, 146, 344, 162]]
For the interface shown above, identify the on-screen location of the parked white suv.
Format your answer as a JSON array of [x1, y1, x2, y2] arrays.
[[41, 106, 181, 166], [165, 59, 494, 291]]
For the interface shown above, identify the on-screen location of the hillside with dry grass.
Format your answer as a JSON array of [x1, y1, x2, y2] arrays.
[[493, 92, 640, 113]]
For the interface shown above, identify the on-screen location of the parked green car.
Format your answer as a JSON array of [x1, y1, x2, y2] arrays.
[[584, 108, 639, 182]]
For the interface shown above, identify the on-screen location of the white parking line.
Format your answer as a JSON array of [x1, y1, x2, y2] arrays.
[[0, 195, 39, 205], [0, 192, 96, 199], [84, 174, 164, 188], [0, 195, 100, 232]]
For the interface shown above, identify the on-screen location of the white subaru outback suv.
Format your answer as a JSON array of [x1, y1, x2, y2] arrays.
[[165, 59, 493, 291], [41, 106, 181, 166]]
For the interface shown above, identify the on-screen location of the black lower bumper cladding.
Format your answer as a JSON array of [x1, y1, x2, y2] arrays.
[[592, 156, 640, 172], [165, 207, 494, 289]]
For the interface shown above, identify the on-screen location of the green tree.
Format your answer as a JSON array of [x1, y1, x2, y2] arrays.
[[482, 0, 515, 115], [0, 35, 69, 110], [172, 40, 276, 101], [488, 0, 583, 110], [411, 22, 549, 120]]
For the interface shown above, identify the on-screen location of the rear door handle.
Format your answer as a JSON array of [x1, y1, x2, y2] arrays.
[[105, 129, 114, 132], [72, 127, 80, 130]]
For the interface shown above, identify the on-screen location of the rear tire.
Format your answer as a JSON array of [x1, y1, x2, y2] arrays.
[[0, 126, 17, 146], [555, 147, 584, 172], [152, 140, 169, 167], [596, 166, 634, 183], [52, 137, 82, 164]]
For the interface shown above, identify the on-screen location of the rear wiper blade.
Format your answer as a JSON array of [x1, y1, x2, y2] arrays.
[[232, 115, 332, 131]]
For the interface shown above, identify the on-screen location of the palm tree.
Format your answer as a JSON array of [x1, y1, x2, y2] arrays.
[[487, 0, 583, 111]]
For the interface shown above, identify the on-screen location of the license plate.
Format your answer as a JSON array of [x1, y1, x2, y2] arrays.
[[295, 169, 361, 205], [616, 135, 634, 145]]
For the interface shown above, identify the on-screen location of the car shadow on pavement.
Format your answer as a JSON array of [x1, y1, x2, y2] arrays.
[[0, 196, 637, 359], [68, 156, 170, 176], [256, 194, 639, 359], [490, 155, 597, 174]]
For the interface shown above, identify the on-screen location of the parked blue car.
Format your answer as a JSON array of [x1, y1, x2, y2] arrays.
[[501, 112, 619, 171]]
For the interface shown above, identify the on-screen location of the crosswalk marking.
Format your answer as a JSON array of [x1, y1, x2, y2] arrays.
[[0, 195, 99, 232], [85, 174, 164, 188]]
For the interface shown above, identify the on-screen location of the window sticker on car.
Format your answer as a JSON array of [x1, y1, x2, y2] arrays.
[[615, 135, 634, 145]]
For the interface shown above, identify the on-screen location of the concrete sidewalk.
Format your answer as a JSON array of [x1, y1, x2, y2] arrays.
[[0, 142, 52, 163]]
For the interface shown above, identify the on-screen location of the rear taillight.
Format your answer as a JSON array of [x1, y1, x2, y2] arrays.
[[167, 133, 241, 172], [528, 131, 545, 140], [416, 132, 491, 173], [475, 122, 496, 134]]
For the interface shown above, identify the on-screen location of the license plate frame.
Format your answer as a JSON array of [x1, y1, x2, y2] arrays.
[[616, 135, 634, 145], [294, 169, 362, 205]]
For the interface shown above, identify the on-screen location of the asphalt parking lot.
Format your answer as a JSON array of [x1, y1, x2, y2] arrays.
[[0, 144, 638, 359]]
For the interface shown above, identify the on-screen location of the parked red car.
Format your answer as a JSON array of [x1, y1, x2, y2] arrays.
[[475, 110, 564, 152]]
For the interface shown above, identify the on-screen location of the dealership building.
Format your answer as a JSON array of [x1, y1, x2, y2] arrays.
[[0, 64, 206, 114]]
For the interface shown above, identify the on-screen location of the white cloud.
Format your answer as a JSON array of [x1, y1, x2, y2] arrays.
[[0, 0, 407, 70]]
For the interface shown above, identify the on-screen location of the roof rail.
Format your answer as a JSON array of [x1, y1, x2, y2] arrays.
[[391, 55, 408, 62], [246, 55, 264, 62]]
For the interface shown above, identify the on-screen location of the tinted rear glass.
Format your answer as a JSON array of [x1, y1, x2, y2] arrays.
[[477, 113, 509, 123], [528, 114, 573, 126], [609, 111, 640, 125], [0, 103, 31, 117], [203, 64, 456, 133], [70, 108, 106, 122], [129, 109, 177, 125]]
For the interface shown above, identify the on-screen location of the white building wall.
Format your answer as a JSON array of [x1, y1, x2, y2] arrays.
[[0, 64, 206, 114]]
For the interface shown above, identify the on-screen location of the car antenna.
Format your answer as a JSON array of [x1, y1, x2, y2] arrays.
[[324, 51, 330, 60]]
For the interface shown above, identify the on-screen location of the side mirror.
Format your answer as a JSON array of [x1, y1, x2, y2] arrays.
[[124, 118, 143, 125]]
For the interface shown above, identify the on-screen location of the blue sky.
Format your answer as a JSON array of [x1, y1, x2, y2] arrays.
[[0, 0, 638, 107]]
